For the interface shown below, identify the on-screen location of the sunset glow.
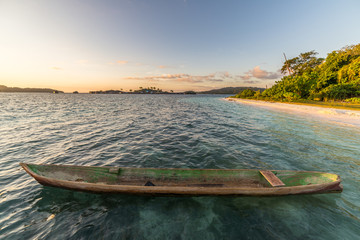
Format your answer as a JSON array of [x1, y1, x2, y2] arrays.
[[1, 0, 359, 92]]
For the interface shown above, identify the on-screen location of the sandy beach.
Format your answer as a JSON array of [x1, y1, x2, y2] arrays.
[[226, 98, 360, 128]]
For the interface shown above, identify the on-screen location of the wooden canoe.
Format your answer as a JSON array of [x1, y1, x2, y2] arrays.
[[20, 163, 343, 196]]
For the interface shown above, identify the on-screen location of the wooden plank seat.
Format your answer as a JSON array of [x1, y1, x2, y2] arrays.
[[260, 170, 285, 187]]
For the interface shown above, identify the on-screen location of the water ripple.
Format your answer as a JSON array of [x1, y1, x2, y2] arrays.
[[0, 93, 359, 239]]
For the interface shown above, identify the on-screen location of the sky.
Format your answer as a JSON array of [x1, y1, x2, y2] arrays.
[[1, 0, 360, 93]]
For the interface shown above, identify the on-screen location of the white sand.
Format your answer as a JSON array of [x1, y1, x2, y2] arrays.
[[226, 98, 360, 128]]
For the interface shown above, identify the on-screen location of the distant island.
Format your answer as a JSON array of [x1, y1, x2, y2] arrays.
[[89, 87, 196, 94], [89, 90, 124, 94], [0, 85, 266, 95], [198, 87, 265, 94], [89, 86, 266, 95], [0, 85, 64, 93]]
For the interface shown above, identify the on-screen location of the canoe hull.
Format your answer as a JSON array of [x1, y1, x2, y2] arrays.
[[20, 163, 343, 196]]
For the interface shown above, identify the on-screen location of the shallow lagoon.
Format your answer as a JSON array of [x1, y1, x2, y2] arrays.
[[0, 93, 359, 239]]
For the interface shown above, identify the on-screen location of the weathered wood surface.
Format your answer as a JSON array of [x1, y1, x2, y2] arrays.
[[109, 167, 119, 174], [20, 163, 343, 196], [260, 170, 286, 187]]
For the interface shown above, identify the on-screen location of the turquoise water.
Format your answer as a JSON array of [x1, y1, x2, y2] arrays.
[[0, 93, 359, 239]]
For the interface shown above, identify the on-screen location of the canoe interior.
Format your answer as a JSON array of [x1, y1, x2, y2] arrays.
[[25, 164, 339, 188]]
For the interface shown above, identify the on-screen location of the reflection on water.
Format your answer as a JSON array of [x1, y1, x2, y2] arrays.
[[0, 93, 359, 239]]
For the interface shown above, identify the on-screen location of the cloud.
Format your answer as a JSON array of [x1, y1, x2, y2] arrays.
[[240, 66, 281, 80], [52, 67, 62, 70], [123, 72, 232, 83], [117, 60, 128, 65], [108, 60, 129, 65], [240, 74, 251, 80], [217, 71, 231, 78], [158, 65, 171, 69], [243, 80, 260, 84]]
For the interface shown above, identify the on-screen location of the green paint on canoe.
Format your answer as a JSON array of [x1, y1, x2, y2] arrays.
[[26, 164, 339, 187]]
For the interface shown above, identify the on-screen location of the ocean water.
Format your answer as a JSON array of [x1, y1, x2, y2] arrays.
[[0, 93, 359, 239]]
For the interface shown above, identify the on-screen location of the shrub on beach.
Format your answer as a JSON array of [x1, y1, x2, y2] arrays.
[[345, 97, 360, 104], [235, 89, 256, 98], [320, 83, 360, 101], [283, 92, 300, 101], [254, 90, 261, 99]]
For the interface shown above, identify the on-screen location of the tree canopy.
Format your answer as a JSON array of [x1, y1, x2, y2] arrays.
[[235, 44, 360, 103]]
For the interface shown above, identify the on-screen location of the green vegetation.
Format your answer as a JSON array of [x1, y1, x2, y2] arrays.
[[345, 97, 360, 104], [234, 89, 261, 98], [133, 86, 164, 94], [232, 44, 360, 106]]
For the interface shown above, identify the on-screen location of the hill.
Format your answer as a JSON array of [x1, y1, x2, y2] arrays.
[[0, 85, 63, 93], [199, 87, 265, 94]]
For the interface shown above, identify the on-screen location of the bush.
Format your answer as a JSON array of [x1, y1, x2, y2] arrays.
[[320, 83, 359, 100], [308, 93, 323, 101], [283, 92, 300, 101], [344, 97, 360, 104], [236, 89, 256, 98], [254, 90, 261, 99]]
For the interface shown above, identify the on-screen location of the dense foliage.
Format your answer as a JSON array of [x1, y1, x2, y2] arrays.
[[133, 87, 165, 94], [235, 44, 360, 102]]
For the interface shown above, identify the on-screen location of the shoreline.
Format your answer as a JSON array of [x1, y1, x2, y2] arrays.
[[226, 98, 360, 128]]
